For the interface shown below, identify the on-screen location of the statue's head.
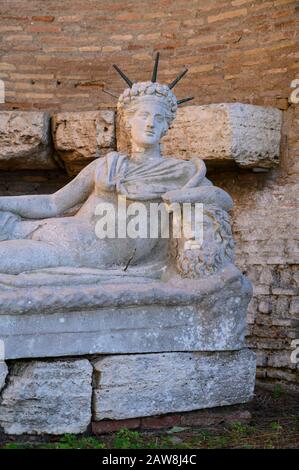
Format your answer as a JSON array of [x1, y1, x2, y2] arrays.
[[117, 82, 177, 147], [112, 53, 194, 151]]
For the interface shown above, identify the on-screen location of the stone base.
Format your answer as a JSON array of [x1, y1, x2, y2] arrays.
[[0, 350, 256, 435], [0, 360, 92, 435], [0, 265, 255, 435], [0, 264, 252, 359], [93, 350, 256, 421]]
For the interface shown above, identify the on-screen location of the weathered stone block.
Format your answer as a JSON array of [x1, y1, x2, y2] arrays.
[[0, 359, 92, 435], [255, 350, 268, 367], [52, 110, 115, 174], [0, 111, 56, 170], [161, 104, 282, 168], [0, 264, 252, 359], [258, 300, 272, 314], [93, 349, 256, 420], [259, 267, 274, 285], [267, 350, 296, 369], [290, 298, 299, 315]]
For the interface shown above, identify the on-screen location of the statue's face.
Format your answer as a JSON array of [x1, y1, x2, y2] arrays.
[[129, 100, 168, 147]]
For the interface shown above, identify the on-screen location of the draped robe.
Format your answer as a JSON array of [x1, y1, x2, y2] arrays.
[[94, 152, 208, 201]]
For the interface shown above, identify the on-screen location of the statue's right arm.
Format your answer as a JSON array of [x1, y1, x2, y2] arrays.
[[0, 158, 102, 219]]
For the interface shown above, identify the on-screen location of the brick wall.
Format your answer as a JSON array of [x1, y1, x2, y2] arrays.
[[0, 0, 298, 389], [211, 162, 299, 389], [0, 0, 298, 111]]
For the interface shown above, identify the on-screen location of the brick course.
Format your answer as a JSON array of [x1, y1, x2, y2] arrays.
[[0, 0, 298, 389], [0, 0, 297, 111]]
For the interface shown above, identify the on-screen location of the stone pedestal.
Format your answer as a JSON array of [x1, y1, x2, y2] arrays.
[[0, 265, 250, 359], [0, 360, 92, 435], [0, 264, 256, 435], [93, 350, 255, 421]]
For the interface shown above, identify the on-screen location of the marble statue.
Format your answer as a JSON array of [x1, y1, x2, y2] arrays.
[[0, 55, 256, 432], [0, 53, 234, 280]]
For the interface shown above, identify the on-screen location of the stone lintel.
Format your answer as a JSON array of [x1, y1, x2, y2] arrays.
[[93, 350, 256, 421]]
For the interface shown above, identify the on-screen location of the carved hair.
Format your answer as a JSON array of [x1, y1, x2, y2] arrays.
[[113, 53, 193, 154], [117, 81, 178, 129]]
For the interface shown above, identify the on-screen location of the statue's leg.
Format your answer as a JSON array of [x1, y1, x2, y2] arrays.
[[0, 239, 66, 274], [0, 211, 56, 241]]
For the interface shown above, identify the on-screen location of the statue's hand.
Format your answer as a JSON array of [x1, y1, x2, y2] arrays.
[[163, 187, 211, 204], [163, 186, 233, 211], [0, 211, 20, 241], [162, 189, 188, 204]]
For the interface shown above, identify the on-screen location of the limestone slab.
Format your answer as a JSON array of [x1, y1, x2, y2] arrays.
[[161, 103, 282, 168], [51, 110, 115, 174], [0, 265, 252, 359], [93, 349, 256, 420], [0, 111, 57, 170], [0, 360, 92, 435]]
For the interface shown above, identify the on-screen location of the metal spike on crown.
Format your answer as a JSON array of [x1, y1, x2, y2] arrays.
[[111, 52, 194, 106]]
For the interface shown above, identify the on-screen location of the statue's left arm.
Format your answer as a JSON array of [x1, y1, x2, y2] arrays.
[[0, 158, 100, 219]]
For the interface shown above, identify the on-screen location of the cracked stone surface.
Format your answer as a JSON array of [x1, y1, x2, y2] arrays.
[[0, 111, 57, 170], [0, 359, 93, 435], [93, 350, 256, 420], [161, 103, 282, 168], [51, 110, 115, 174]]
